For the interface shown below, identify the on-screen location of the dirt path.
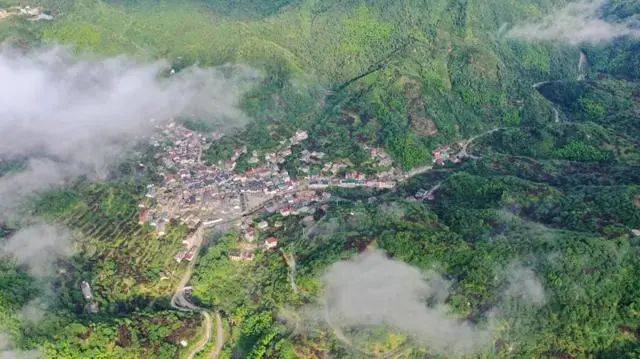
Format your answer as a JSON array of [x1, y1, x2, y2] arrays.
[[188, 311, 212, 359], [281, 251, 298, 294], [211, 312, 224, 359]]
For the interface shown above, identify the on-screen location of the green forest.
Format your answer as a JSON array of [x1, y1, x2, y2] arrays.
[[1, 0, 639, 358]]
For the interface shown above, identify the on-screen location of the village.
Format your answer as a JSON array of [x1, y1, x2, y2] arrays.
[[139, 121, 465, 263]]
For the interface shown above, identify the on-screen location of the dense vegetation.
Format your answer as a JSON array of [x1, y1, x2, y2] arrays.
[[1, 0, 639, 357]]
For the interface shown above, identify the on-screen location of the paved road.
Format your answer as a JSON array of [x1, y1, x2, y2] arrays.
[[170, 226, 213, 359], [170, 225, 221, 359]]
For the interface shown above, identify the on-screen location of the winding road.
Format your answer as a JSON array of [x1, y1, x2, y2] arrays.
[[170, 225, 224, 359]]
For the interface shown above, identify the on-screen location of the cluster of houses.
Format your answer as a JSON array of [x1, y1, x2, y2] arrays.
[[134, 119, 490, 270], [431, 145, 462, 166], [227, 236, 279, 262], [139, 122, 418, 263], [141, 124, 320, 262], [227, 217, 283, 262], [366, 146, 394, 167]]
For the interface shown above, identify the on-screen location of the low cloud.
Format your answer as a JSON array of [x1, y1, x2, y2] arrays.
[[321, 251, 491, 355], [0, 45, 257, 218], [504, 264, 546, 306], [507, 0, 640, 44], [1, 222, 74, 277], [0, 333, 39, 359], [0, 159, 75, 218]]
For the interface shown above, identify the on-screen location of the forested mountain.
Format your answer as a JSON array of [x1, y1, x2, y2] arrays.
[[0, 0, 639, 358]]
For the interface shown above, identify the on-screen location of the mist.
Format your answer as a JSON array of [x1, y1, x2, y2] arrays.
[[0, 45, 257, 218], [321, 250, 491, 355], [0, 222, 74, 277], [505, 264, 546, 306], [0, 333, 39, 359], [507, 0, 640, 44]]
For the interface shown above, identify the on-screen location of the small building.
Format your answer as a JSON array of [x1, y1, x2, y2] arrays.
[[632, 229, 640, 237], [264, 237, 278, 250], [31, 13, 53, 21], [293, 130, 308, 142], [257, 221, 269, 230], [415, 189, 429, 199], [244, 229, 256, 242], [229, 249, 255, 262], [174, 250, 188, 263], [203, 218, 223, 228], [80, 281, 93, 301], [379, 157, 393, 167], [279, 207, 291, 217], [183, 247, 198, 262]]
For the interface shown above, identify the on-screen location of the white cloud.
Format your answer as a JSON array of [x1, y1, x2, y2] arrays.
[[321, 251, 491, 355], [0, 222, 74, 277], [0, 45, 257, 218], [507, 0, 640, 44]]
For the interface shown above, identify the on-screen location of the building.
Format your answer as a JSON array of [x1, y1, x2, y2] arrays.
[[174, 250, 188, 263], [81, 281, 93, 301], [293, 130, 308, 142], [415, 189, 429, 199], [244, 229, 256, 242], [257, 221, 269, 230], [279, 207, 291, 217], [183, 247, 198, 262], [264, 237, 278, 249], [203, 218, 223, 228], [229, 249, 255, 262]]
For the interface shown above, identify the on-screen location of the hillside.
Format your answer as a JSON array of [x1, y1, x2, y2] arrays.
[[1, 0, 640, 358]]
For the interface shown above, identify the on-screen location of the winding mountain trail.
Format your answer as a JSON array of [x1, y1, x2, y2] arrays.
[[533, 51, 588, 124], [281, 251, 298, 294], [190, 312, 212, 359], [212, 312, 224, 359], [170, 228, 212, 359], [170, 225, 223, 359]]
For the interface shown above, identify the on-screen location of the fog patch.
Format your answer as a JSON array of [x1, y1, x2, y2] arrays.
[[0, 333, 40, 359], [0, 159, 76, 219], [0, 45, 257, 218], [321, 250, 491, 355], [504, 264, 546, 306], [17, 298, 50, 325], [1, 222, 74, 277], [507, 0, 640, 44]]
